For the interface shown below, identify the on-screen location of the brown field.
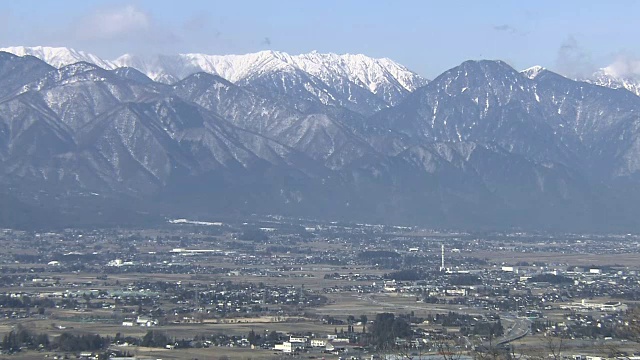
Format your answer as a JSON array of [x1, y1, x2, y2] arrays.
[[469, 251, 640, 267], [0, 347, 287, 360]]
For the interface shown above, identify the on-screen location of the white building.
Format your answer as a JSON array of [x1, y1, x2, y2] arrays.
[[331, 338, 350, 343], [136, 315, 157, 326], [568, 299, 628, 312], [311, 339, 327, 347], [274, 341, 293, 353], [289, 336, 307, 344]]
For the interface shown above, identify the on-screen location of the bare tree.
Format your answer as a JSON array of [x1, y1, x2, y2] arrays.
[[435, 339, 465, 360], [471, 331, 504, 360], [626, 307, 640, 340], [542, 335, 565, 360]]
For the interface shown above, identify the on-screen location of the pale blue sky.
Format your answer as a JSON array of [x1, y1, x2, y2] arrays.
[[1, 0, 638, 78]]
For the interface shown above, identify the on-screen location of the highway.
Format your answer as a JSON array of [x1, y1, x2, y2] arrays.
[[356, 294, 531, 347], [492, 316, 531, 346]]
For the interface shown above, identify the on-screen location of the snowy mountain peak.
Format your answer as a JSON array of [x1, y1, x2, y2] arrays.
[[290, 51, 428, 94], [0, 45, 116, 70], [521, 65, 546, 79]]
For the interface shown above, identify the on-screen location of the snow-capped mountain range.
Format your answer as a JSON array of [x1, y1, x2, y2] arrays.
[[0, 46, 428, 114], [5, 46, 640, 103], [588, 68, 640, 96], [3, 46, 640, 231]]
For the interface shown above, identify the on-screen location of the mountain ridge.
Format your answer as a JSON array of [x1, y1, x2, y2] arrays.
[[0, 46, 429, 115], [3, 49, 640, 231]]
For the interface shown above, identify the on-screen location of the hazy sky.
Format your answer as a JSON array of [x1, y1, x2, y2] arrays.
[[2, 0, 639, 79]]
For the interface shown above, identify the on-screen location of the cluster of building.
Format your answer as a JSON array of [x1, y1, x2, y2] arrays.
[[273, 335, 357, 354]]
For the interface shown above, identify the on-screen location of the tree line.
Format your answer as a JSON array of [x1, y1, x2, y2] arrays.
[[1, 327, 104, 354]]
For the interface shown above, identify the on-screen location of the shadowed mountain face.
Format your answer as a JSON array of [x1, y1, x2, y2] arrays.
[[2, 52, 640, 231]]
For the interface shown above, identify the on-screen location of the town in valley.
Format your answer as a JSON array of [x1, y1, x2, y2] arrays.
[[0, 216, 638, 359]]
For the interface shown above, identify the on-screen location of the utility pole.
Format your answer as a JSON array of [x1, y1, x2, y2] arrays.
[[440, 244, 445, 271]]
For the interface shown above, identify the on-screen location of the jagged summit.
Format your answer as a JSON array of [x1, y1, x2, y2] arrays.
[[168, 50, 429, 105], [2, 46, 429, 112]]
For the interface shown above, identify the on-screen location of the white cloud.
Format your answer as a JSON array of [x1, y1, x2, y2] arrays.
[[77, 5, 152, 41], [1, 4, 235, 58], [604, 54, 640, 79]]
